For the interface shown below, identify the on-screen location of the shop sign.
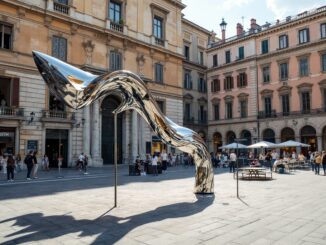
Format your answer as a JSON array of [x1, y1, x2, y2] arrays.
[[27, 140, 38, 152], [0, 132, 10, 137]]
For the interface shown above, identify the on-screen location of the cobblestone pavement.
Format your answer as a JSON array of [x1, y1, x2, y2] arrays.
[[0, 165, 326, 244]]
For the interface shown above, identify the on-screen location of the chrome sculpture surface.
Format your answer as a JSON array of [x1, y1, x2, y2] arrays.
[[32, 51, 214, 194]]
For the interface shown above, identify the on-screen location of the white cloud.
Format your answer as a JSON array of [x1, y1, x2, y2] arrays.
[[266, 0, 287, 20], [222, 0, 254, 11]]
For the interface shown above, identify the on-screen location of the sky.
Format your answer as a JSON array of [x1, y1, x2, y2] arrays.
[[182, 0, 325, 38]]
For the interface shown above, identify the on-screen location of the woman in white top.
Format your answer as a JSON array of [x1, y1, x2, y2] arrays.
[[152, 154, 158, 176]]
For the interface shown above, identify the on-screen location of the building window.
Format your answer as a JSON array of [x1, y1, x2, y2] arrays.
[[199, 51, 204, 65], [184, 45, 190, 60], [155, 63, 163, 83], [321, 23, 326, 39], [156, 100, 165, 114], [224, 76, 234, 91], [0, 23, 13, 50], [52, 36, 67, 61], [213, 54, 218, 67], [211, 79, 220, 93], [322, 53, 326, 72], [264, 97, 272, 117], [198, 77, 206, 93], [109, 50, 122, 71], [198, 106, 207, 123], [281, 94, 290, 116], [279, 62, 288, 81], [302, 92, 310, 113], [240, 100, 247, 118], [213, 104, 219, 120], [299, 57, 309, 77], [153, 16, 163, 40], [54, 0, 69, 14], [262, 66, 270, 83], [49, 93, 65, 111], [238, 46, 244, 60], [226, 102, 233, 119], [324, 89, 326, 111], [185, 103, 191, 120], [279, 35, 288, 49], [225, 50, 231, 64], [261, 39, 269, 54], [298, 28, 309, 44], [237, 72, 247, 88], [184, 70, 192, 89], [109, 1, 121, 23]]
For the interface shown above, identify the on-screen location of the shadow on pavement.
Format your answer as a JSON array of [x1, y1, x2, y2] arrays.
[[0, 195, 214, 244], [0, 166, 227, 201]]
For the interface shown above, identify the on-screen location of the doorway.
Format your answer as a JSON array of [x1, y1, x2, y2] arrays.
[[101, 96, 123, 164], [45, 129, 69, 168]]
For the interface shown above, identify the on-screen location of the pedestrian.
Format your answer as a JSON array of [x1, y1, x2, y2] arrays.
[[6, 155, 15, 181], [314, 152, 322, 175], [308, 151, 314, 171], [78, 152, 85, 171], [322, 151, 326, 175], [265, 151, 272, 170], [229, 151, 236, 173], [161, 150, 168, 172], [42, 154, 49, 171], [24, 151, 34, 180], [15, 154, 22, 173], [32, 151, 38, 179], [152, 153, 158, 176]]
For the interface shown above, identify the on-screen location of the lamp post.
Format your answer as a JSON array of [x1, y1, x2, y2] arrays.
[[114, 112, 118, 208], [220, 18, 227, 41], [234, 138, 247, 198]]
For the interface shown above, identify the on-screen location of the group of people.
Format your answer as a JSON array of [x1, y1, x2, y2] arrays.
[[0, 151, 51, 181], [76, 152, 89, 174]]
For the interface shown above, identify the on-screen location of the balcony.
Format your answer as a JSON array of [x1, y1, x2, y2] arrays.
[[155, 38, 164, 46], [53, 1, 69, 15], [41, 110, 75, 123], [258, 108, 326, 119], [0, 107, 24, 120], [258, 110, 277, 119], [110, 22, 123, 33]]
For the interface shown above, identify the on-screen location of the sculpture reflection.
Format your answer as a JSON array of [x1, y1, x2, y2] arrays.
[[32, 51, 214, 194]]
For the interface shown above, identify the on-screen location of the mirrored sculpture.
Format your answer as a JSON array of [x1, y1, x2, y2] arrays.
[[32, 51, 214, 194]]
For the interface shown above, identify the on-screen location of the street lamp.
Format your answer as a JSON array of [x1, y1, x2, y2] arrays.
[[220, 18, 227, 41], [234, 138, 247, 198]]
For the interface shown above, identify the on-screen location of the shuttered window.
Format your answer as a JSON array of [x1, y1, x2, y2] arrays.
[[52, 36, 67, 61]]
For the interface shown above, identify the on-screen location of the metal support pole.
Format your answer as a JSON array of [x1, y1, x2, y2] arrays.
[[114, 112, 118, 207], [236, 142, 239, 198]]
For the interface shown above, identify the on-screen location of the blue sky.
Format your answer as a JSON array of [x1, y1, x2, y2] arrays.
[[182, 0, 325, 38]]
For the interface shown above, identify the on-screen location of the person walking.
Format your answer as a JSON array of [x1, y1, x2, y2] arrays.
[[32, 151, 38, 179], [314, 152, 322, 175], [6, 155, 15, 181], [15, 154, 22, 173], [161, 150, 168, 172], [42, 154, 49, 171], [152, 153, 158, 176], [24, 151, 34, 180], [229, 151, 236, 173], [322, 151, 326, 175]]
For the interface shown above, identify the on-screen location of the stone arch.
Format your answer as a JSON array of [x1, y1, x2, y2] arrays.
[[240, 129, 252, 145], [226, 131, 236, 144], [262, 128, 275, 143], [300, 125, 317, 152], [212, 132, 222, 153], [280, 127, 295, 142]]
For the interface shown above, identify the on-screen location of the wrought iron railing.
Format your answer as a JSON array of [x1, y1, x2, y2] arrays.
[[53, 1, 69, 15], [155, 38, 164, 46]]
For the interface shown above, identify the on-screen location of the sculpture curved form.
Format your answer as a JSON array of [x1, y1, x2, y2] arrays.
[[32, 51, 214, 194]]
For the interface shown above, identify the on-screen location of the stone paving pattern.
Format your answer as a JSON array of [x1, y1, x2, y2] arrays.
[[0, 166, 325, 244]]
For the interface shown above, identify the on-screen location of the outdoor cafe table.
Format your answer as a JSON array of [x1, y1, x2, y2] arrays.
[[236, 167, 272, 180]]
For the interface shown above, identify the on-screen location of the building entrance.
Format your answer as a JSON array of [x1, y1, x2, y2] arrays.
[[101, 96, 123, 164], [0, 127, 15, 155], [45, 129, 68, 168]]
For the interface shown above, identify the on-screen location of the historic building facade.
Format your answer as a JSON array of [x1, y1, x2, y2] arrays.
[[0, 0, 185, 166], [182, 18, 211, 142], [207, 6, 326, 153]]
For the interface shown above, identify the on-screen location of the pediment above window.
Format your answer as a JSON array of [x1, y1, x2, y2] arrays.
[[260, 89, 273, 97], [224, 95, 234, 102], [297, 82, 313, 92], [277, 85, 292, 95]]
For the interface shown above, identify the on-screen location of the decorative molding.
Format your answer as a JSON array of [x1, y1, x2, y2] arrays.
[[82, 40, 95, 65]]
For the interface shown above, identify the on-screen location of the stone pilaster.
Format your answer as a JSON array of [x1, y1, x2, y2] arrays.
[[91, 101, 103, 166], [83, 106, 92, 165], [132, 110, 138, 163]]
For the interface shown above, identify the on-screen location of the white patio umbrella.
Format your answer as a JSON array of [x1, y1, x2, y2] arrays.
[[247, 140, 277, 149], [276, 140, 310, 148], [219, 142, 248, 149]]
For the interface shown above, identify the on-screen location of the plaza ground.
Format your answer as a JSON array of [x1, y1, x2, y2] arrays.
[[0, 165, 326, 244]]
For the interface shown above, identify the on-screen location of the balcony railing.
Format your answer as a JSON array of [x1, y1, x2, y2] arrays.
[[155, 38, 164, 46], [258, 108, 326, 119], [183, 117, 208, 125], [110, 22, 123, 33], [41, 110, 75, 122], [53, 1, 69, 15], [0, 106, 24, 117]]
